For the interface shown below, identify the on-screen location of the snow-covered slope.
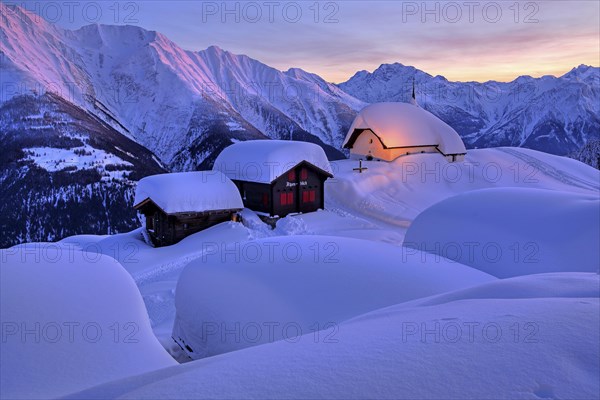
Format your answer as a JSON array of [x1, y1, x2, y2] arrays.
[[339, 63, 600, 158], [65, 273, 600, 400], [0, 4, 92, 105], [326, 147, 599, 243], [66, 24, 270, 169]]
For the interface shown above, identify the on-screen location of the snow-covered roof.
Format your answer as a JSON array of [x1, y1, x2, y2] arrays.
[[213, 140, 333, 184], [343, 102, 467, 155], [134, 171, 243, 214]]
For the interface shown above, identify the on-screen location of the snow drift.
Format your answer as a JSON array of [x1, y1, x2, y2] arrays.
[[0, 245, 176, 399], [172, 235, 495, 359], [404, 187, 600, 278]]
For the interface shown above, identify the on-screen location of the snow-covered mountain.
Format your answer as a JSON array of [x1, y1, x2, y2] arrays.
[[1, 4, 360, 170], [339, 63, 600, 156]]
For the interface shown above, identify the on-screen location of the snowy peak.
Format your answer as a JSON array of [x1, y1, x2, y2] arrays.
[[193, 45, 365, 150], [197, 45, 268, 77], [337, 62, 434, 105], [71, 24, 159, 51], [345, 69, 370, 82], [284, 67, 320, 81], [372, 62, 432, 80], [561, 64, 599, 83]]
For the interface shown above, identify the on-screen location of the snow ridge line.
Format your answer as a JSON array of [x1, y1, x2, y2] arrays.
[[498, 148, 600, 191]]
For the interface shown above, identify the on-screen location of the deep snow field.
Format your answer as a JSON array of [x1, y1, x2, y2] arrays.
[[1, 147, 599, 399]]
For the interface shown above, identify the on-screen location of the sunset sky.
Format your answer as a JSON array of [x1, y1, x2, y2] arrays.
[[13, 0, 600, 83]]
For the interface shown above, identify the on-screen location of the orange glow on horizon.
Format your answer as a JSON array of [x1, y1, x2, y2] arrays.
[[296, 55, 600, 84]]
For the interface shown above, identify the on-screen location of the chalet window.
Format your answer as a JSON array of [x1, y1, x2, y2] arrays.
[[300, 168, 308, 180], [153, 214, 160, 231], [147, 214, 154, 231], [302, 190, 316, 203], [280, 192, 294, 205], [288, 170, 296, 181]]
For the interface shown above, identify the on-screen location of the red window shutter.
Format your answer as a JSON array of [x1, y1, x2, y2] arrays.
[[288, 170, 296, 181], [300, 168, 308, 180], [287, 192, 294, 204], [280, 193, 287, 205], [310, 190, 315, 202], [262, 193, 268, 206], [302, 191, 308, 202]]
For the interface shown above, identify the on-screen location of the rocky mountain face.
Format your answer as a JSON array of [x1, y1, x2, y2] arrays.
[[1, 3, 598, 247]]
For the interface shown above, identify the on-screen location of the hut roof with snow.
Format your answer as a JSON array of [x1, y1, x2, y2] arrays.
[[343, 102, 467, 161], [133, 171, 243, 214], [213, 140, 333, 184]]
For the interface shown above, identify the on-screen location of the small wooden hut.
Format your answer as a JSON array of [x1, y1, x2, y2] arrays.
[[133, 171, 243, 247]]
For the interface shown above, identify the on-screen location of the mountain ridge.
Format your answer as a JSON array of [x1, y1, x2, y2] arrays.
[[338, 62, 599, 155]]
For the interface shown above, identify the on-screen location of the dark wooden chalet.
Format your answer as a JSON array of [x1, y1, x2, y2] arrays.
[[235, 160, 332, 217], [134, 200, 240, 247], [213, 140, 334, 218], [133, 171, 243, 247]]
